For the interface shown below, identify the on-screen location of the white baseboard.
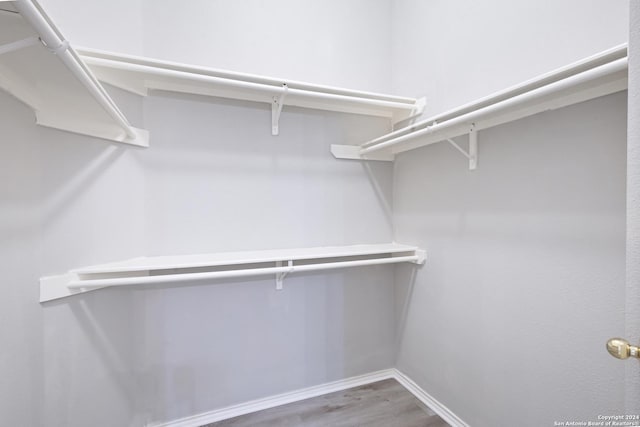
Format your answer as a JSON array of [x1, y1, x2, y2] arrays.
[[391, 368, 470, 427], [149, 368, 468, 427], [148, 369, 396, 427]]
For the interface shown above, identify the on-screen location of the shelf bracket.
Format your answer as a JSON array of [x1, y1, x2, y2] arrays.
[[392, 96, 426, 127], [272, 83, 288, 136], [469, 125, 478, 170], [404, 96, 427, 125], [275, 260, 294, 290], [0, 36, 40, 56], [445, 124, 478, 170], [330, 144, 394, 161]]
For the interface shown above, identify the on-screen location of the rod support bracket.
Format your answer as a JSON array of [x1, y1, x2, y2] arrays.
[[468, 124, 478, 170], [410, 97, 426, 120], [412, 249, 427, 264], [272, 83, 288, 136], [275, 260, 294, 290], [445, 123, 478, 170]]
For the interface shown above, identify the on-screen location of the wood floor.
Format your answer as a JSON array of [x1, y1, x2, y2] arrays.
[[203, 379, 449, 427]]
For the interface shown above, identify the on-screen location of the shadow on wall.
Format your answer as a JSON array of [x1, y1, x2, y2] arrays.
[[126, 265, 396, 425], [34, 134, 144, 425], [3, 83, 399, 425], [137, 91, 395, 254], [1, 87, 145, 426], [39, 143, 126, 224], [390, 92, 628, 427], [40, 290, 138, 425], [0, 87, 147, 425], [35, 122, 147, 275], [393, 265, 419, 364], [362, 161, 395, 240]]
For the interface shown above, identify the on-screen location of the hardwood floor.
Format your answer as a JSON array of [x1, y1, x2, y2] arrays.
[[203, 379, 449, 427]]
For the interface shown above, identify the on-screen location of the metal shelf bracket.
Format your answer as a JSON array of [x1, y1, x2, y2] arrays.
[[445, 124, 478, 170], [272, 83, 288, 136], [275, 260, 294, 290], [408, 97, 427, 122]]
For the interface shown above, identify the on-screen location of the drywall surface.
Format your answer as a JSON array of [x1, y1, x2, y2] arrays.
[[626, 0, 640, 413], [140, 97, 393, 254], [391, 0, 629, 114], [1, 1, 398, 424], [37, 0, 145, 55], [0, 90, 395, 426], [391, 2, 630, 425], [0, 87, 145, 426], [141, 0, 392, 92], [37, 0, 392, 92], [0, 89, 43, 427], [132, 95, 396, 425], [393, 93, 627, 426]]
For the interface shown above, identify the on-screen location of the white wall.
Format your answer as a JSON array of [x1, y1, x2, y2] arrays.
[[131, 95, 396, 424], [4, 1, 633, 426], [0, 87, 398, 427], [391, 0, 629, 113], [626, 0, 640, 414], [139, 98, 394, 255], [0, 87, 145, 426], [131, 4, 397, 419], [37, 0, 145, 55], [394, 94, 627, 426], [0, 86, 396, 427], [0, 90, 44, 427], [1, 1, 398, 425], [37, 0, 393, 93], [142, 0, 393, 92], [391, 1, 629, 426]]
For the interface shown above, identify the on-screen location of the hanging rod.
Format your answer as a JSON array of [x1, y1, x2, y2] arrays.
[[362, 44, 627, 149], [363, 57, 627, 154], [40, 243, 427, 302], [12, 0, 146, 145], [78, 48, 420, 104], [76, 48, 426, 131], [81, 56, 419, 110], [66, 255, 422, 290], [332, 44, 628, 164]]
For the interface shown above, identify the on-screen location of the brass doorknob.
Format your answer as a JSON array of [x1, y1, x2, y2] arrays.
[[607, 338, 640, 360]]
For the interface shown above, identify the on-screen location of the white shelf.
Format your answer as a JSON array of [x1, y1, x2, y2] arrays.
[[1, 1, 424, 144], [40, 243, 426, 302], [0, 1, 148, 146], [76, 48, 425, 135], [332, 44, 628, 167]]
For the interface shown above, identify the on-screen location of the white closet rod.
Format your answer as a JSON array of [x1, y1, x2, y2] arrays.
[[68, 255, 421, 289], [361, 43, 627, 149], [79, 48, 419, 104], [13, 0, 138, 141], [361, 56, 628, 155], [82, 56, 419, 112]]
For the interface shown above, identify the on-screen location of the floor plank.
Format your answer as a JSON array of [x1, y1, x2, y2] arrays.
[[203, 379, 450, 427]]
